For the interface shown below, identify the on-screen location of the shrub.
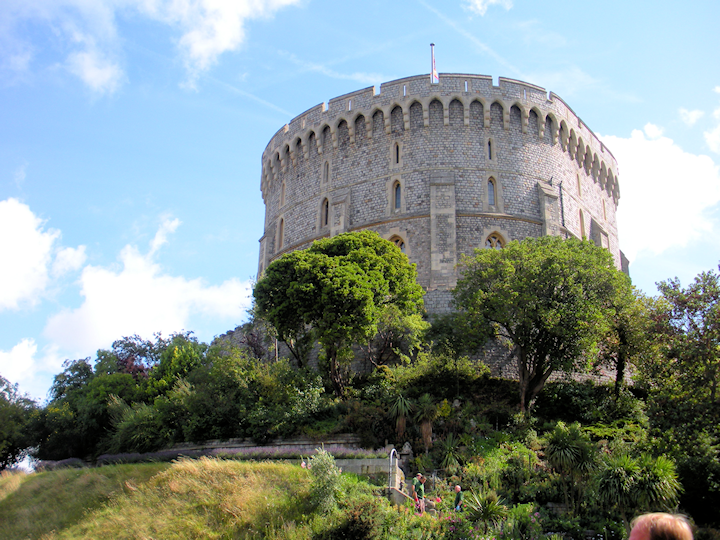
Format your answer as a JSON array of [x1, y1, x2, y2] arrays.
[[309, 448, 341, 514]]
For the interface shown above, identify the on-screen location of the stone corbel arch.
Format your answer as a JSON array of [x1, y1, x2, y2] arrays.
[[369, 106, 385, 138], [335, 116, 353, 146]]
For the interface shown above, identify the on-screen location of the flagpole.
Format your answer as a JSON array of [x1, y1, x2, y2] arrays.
[[430, 43, 439, 84]]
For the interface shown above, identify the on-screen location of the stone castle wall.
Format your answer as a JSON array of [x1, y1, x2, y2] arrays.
[[257, 73, 622, 312]]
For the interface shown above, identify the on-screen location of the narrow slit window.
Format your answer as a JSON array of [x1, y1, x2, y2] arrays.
[[278, 219, 284, 248], [322, 199, 329, 227], [280, 182, 286, 207], [465, 81, 468, 92], [323, 161, 329, 183], [579, 210, 585, 238], [403, 85, 406, 97], [394, 182, 402, 210], [488, 140, 492, 160], [395, 143, 400, 164], [488, 178, 496, 207]]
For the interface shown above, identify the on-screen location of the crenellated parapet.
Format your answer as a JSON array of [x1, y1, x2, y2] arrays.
[[260, 74, 620, 206], [257, 73, 624, 315]]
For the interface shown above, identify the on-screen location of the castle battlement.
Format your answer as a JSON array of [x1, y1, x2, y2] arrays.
[[257, 73, 623, 317], [261, 74, 618, 208]]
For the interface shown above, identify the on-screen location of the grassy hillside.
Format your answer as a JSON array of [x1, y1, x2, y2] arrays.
[[0, 459, 314, 540]]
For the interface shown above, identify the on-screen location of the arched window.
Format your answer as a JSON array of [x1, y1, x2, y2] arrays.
[[576, 174, 582, 197], [390, 235, 406, 253], [278, 218, 284, 249], [488, 139, 493, 160], [323, 161, 330, 183], [321, 198, 329, 227], [394, 181, 402, 211], [488, 178, 496, 207], [394, 142, 400, 164], [485, 233, 504, 249], [579, 209, 586, 239], [280, 182, 286, 207]]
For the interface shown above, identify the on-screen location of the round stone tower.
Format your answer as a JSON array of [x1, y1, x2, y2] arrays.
[[258, 73, 623, 313]]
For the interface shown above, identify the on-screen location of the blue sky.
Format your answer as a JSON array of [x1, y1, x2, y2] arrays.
[[1, 0, 719, 400]]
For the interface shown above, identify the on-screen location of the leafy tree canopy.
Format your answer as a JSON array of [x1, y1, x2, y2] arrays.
[[0, 375, 37, 469], [254, 230, 424, 396], [453, 236, 627, 411]]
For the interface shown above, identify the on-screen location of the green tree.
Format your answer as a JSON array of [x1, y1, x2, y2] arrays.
[[598, 287, 655, 398], [453, 236, 624, 411], [254, 230, 424, 397], [0, 375, 36, 469], [656, 266, 720, 404]]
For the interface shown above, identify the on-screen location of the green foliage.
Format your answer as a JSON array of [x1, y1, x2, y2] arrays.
[[255, 230, 424, 396], [309, 448, 341, 514], [454, 235, 628, 411], [107, 397, 167, 453], [465, 489, 508, 533], [544, 421, 597, 515], [438, 432, 462, 473], [388, 394, 414, 441], [655, 266, 720, 403], [595, 452, 682, 532], [535, 380, 648, 426], [391, 350, 490, 400], [0, 376, 36, 469]]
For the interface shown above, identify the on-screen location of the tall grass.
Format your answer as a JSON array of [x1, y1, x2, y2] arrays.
[[54, 458, 312, 539], [0, 463, 169, 540]]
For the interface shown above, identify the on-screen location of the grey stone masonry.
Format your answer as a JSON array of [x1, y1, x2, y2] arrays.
[[258, 73, 624, 314]]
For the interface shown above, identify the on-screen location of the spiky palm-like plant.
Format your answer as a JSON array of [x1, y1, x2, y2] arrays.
[[595, 452, 681, 534], [388, 394, 414, 441], [439, 432, 461, 473], [414, 394, 437, 454], [466, 490, 508, 534], [545, 421, 597, 515]]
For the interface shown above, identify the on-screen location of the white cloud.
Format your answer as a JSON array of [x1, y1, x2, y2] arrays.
[[0, 198, 86, 310], [643, 122, 663, 139], [0, 339, 63, 400], [464, 0, 513, 16], [704, 106, 720, 154], [0, 198, 59, 310], [44, 218, 252, 354], [52, 246, 87, 277], [601, 124, 720, 262], [66, 49, 123, 94], [679, 107, 704, 126], [1, 0, 302, 92]]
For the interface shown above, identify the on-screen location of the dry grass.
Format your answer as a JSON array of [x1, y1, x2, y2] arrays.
[[0, 470, 27, 503], [0, 463, 169, 540], [55, 458, 312, 540]]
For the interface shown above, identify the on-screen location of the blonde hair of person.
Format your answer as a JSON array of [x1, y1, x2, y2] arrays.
[[629, 513, 693, 540]]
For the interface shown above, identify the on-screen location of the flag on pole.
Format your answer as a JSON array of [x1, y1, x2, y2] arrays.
[[430, 43, 439, 84]]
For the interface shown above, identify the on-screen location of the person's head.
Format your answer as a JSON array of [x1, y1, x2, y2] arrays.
[[629, 513, 693, 540], [455, 485, 461, 493], [416, 473, 422, 480], [420, 475, 426, 483]]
